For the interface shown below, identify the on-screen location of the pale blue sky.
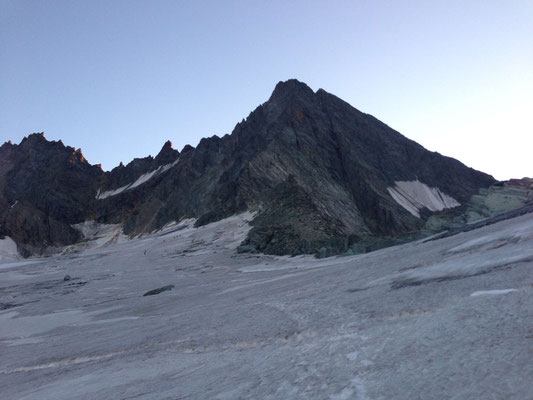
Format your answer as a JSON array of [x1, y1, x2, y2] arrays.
[[1, 0, 532, 179]]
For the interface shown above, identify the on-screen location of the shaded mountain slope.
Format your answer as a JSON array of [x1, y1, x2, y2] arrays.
[[1, 79, 496, 256], [100, 79, 494, 254], [0, 134, 103, 255]]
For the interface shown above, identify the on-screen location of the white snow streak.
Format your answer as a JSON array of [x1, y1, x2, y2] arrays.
[[388, 180, 460, 218], [470, 289, 518, 297], [96, 159, 179, 199]]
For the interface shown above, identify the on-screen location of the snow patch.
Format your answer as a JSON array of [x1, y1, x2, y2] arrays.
[[330, 377, 368, 400], [388, 180, 460, 218], [470, 289, 517, 297], [66, 221, 127, 253], [346, 351, 359, 361], [97, 158, 179, 199], [329, 386, 354, 400], [0, 236, 20, 264]]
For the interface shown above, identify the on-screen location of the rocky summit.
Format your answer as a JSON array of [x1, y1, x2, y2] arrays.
[[0, 79, 505, 258]]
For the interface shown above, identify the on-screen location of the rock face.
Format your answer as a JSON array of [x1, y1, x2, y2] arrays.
[[423, 177, 533, 234], [0, 134, 104, 256], [0, 80, 498, 257]]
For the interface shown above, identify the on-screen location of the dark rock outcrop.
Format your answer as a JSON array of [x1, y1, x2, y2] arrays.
[[0, 133, 104, 255], [143, 285, 175, 296]]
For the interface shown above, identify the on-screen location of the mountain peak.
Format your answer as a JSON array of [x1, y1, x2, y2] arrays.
[[269, 79, 315, 102], [20, 132, 48, 146], [1, 140, 14, 151], [154, 139, 179, 166]]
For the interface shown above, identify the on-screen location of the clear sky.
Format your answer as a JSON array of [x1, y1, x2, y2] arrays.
[[1, 0, 532, 180]]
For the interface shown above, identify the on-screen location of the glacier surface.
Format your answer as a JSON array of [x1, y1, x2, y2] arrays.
[[0, 212, 532, 399]]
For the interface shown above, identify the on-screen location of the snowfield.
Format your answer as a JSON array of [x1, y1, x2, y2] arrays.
[[388, 180, 460, 217], [0, 212, 532, 399]]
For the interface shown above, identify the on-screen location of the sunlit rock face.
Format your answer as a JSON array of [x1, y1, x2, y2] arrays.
[[0, 80, 497, 257]]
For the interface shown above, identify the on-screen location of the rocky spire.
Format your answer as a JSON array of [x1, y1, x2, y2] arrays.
[[154, 140, 179, 166]]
